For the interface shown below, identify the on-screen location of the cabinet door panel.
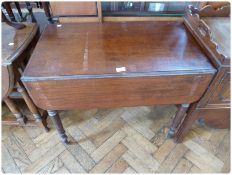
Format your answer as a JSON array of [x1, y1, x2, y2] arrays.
[[50, 2, 97, 16], [198, 107, 230, 129], [209, 71, 230, 104]]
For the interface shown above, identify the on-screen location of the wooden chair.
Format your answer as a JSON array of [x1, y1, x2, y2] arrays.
[[2, 13, 49, 131], [2, 2, 23, 22], [42, 1, 102, 23], [1, 10, 26, 29], [2, 1, 37, 23]]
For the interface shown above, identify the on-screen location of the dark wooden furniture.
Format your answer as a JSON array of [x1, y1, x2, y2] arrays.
[[174, 5, 230, 142], [42, 1, 186, 23], [1, 10, 26, 30], [21, 22, 216, 144], [101, 2, 197, 17], [2, 2, 37, 23], [2, 22, 48, 131], [42, 1, 102, 23], [2, 2, 23, 22]]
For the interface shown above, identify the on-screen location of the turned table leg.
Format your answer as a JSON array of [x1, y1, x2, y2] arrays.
[[174, 103, 199, 143], [4, 97, 28, 125], [47, 110, 68, 144], [167, 104, 190, 138], [16, 83, 49, 132]]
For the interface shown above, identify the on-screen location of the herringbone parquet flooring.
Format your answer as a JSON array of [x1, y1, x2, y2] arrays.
[[2, 103, 230, 173]]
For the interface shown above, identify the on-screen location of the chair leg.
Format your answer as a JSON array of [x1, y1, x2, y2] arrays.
[[167, 104, 190, 138], [4, 97, 27, 125], [16, 83, 49, 132], [47, 110, 69, 144]]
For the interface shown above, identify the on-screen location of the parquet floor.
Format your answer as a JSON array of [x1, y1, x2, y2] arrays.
[[2, 103, 230, 173]]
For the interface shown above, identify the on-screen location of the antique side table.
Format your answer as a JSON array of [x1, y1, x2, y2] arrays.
[[2, 22, 48, 131], [174, 5, 230, 142], [22, 22, 216, 144]]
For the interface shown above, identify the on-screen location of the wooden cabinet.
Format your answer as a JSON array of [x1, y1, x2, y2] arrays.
[[174, 4, 230, 142], [202, 68, 230, 129], [185, 5, 230, 129]]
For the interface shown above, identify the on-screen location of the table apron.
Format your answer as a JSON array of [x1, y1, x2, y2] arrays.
[[22, 74, 214, 110]]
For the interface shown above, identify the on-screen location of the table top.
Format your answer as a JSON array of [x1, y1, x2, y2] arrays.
[[203, 17, 230, 59], [23, 21, 214, 80], [2, 22, 38, 66]]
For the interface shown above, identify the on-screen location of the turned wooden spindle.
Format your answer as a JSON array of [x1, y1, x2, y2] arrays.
[[47, 110, 68, 144], [16, 82, 49, 132], [4, 97, 28, 125]]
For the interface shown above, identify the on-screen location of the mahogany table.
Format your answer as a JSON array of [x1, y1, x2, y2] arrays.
[[22, 22, 216, 144]]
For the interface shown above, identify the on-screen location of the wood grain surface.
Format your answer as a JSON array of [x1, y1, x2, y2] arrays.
[[24, 74, 214, 110], [203, 17, 230, 58], [22, 21, 215, 111], [50, 2, 97, 16], [23, 22, 214, 78], [2, 22, 38, 66]]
